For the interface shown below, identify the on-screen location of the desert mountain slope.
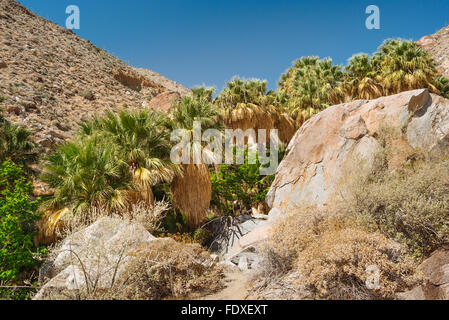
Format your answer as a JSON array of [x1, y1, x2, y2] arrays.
[[418, 25, 449, 78], [0, 0, 189, 149]]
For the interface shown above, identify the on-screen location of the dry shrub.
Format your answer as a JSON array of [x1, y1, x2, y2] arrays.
[[57, 201, 170, 237], [40, 220, 223, 300], [257, 207, 418, 300], [264, 207, 338, 272], [108, 239, 224, 300], [121, 201, 170, 235], [296, 228, 417, 300], [348, 151, 449, 259]]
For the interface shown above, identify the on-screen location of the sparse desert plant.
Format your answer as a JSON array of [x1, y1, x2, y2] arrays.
[[81, 89, 95, 101], [109, 238, 223, 300], [120, 201, 170, 235], [256, 207, 419, 300], [347, 154, 449, 260], [262, 207, 345, 275], [56, 201, 171, 238], [296, 227, 418, 300], [40, 223, 223, 300]]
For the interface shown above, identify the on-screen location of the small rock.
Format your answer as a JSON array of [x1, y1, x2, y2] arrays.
[[238, 256, 249, 271], [7, 105, 24, 115], [0, 60, 6, 68], [21, 100, 37, 112]]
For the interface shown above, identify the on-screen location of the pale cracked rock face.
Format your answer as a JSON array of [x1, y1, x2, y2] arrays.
[[266, 89, 449, 219], [417, 25, 449, 78], [34, 217, 158, 300]]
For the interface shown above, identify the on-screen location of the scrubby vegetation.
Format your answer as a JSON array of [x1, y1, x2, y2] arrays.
[[2, 36, 449, 300], [257, 206, 419, 300], [41, 211, 223, 300], [0, 160, 45, 299], [109, 239, 223, 300], [255, 139, 449, 299], [348, 154, 449, 260]]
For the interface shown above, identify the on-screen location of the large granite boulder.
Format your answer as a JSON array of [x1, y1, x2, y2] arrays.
[[34, 217, 158, 300], [266, 89, 449, 219], [148, 91, 181, 113]]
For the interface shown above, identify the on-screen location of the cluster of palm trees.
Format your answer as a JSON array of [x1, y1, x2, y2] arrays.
[[278, 39, 449, 126], [36, 38, 449, 237], [39, 79, 293, 233], [41, 110, 179, 213]]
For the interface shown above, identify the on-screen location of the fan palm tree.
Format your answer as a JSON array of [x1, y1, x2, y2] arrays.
[[373, 39, 438, 95], [88, 110, 181, 206], [279, 57, 345, 127], [41, 134, 131, 212], [0, 116, 37, 170], [344, 53, 384, 100], [216, 78, 278, 130], [168, 89, 223, 229], [432, 75, 449, 98]]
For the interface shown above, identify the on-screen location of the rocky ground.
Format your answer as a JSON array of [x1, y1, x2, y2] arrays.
[[418, 25, 449, 78], [0, 0, 188, 152]]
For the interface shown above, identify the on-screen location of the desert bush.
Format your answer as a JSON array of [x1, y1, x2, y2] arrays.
[[210, 147, 282, 216], [258, 207, 418, 300], [0, 160, 45, 299], [296, 228, 417, 300], [348, 156, 449, 260], [263, 207, 336, 273], [108, 238, 223, 300], [42, 232, 223, 300], [57, 201, 171, 237]]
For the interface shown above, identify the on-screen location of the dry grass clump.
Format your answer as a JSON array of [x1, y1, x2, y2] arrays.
[[348, 152, 449, 260], [262, 207, 337, 273], [296, 227, 417, 300], [256, 207, 418, 300], [57, 201, 170, 238], [108, 239, 224, 300]]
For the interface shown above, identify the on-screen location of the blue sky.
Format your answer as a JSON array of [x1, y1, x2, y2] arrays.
[[18, 0, 449, 91]]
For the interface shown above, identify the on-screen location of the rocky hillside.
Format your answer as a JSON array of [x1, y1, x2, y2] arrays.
[[0, 0, 189, 150], [418, 25, 449, 77]]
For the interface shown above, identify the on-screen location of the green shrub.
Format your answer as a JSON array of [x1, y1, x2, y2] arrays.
[[0, 160, 45, 299], [0, 95, 5, 103], [210, 148, 277, 215], [348, 154, 449, 260], [0, 117, 37, 170]]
